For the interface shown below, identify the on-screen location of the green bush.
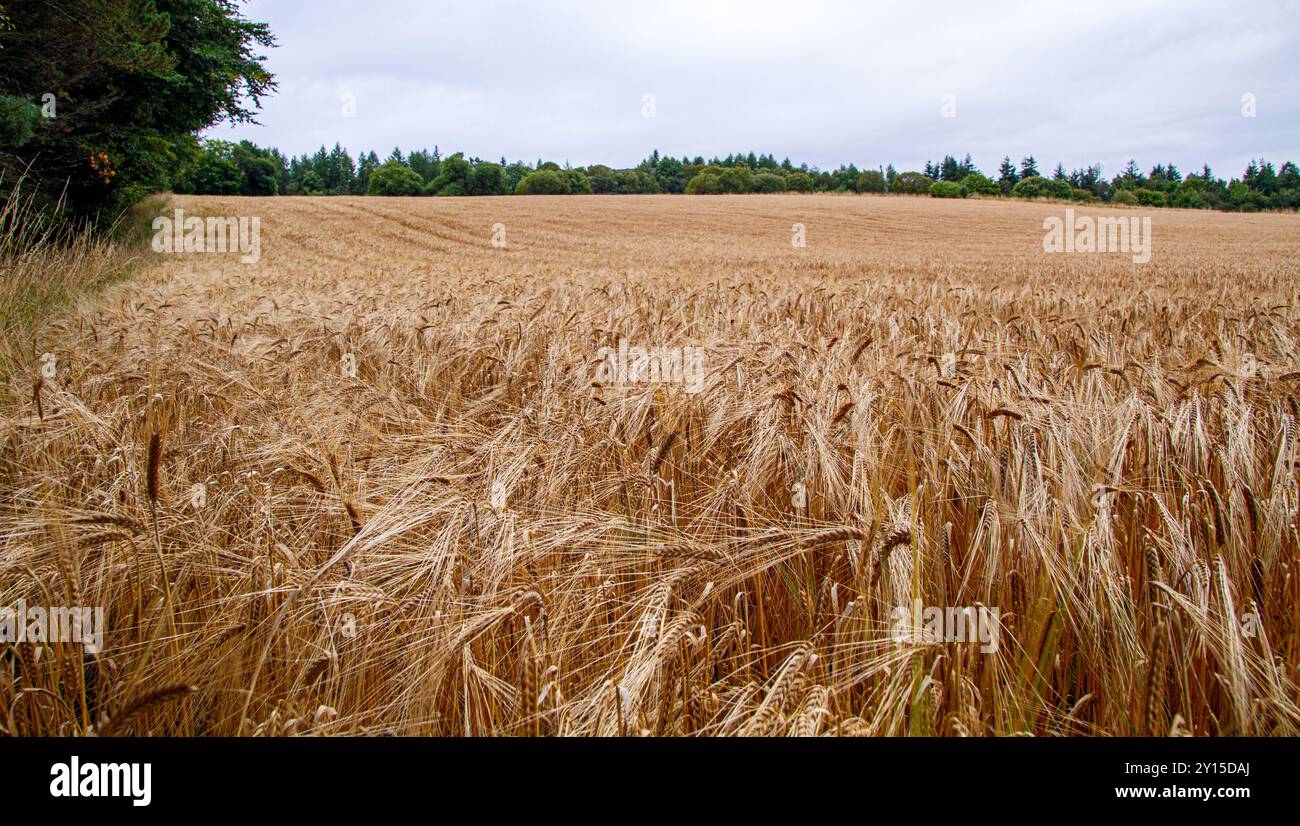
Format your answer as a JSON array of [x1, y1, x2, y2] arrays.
[[960, 173, 999, 196], [753, 172, 786, 193], [426, 179, 463, 196], [784, 172, 813, 193], [857, 170, 886, 193], [0, 95, 40, 147], [1010, 176, 1069, 199], [466, 162, 506, 196], [929, 181, 964, 198], [515, 169, 568, 195], [718, 166, 754, 193], [1008, 178, 1050, 200], [1070, 188, 1095, 202], [560, 168, 592, 194], [586, 165, 618, 194], [1112, 189, 1138, 206], [1228, 181, 1263, 211], [1010, 177, 1042, 198], [614, 170, 656, 194], [891, 171, 932, 195], [685, 171, 724, 194], [427, 154, 471, 196], [297, 170, 324, 196], [1135, 188, 1167, 207], [1172, 189, 1206, 209], [183, 152, 242, 195], [366, 161, 423, 196], [654, 158, 686, 193], [240, 156, 280, 196]]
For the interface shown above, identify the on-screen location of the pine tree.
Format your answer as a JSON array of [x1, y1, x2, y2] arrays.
[[998, 156, 1018, 185]]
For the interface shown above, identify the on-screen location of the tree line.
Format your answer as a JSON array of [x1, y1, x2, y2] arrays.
[[180, 140, 1300, 212], [2, 1, 1296, 227]]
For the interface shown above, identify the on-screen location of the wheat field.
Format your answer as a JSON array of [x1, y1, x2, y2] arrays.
[[4, 193, 1300, 736]]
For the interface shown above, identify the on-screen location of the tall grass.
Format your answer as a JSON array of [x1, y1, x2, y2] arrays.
[[0, 178, 152, 380]]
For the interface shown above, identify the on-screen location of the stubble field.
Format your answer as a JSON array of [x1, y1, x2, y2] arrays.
[[4, 193, 1300, 736]]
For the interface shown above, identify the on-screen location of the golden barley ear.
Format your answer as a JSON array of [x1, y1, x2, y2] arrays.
[[649, 430, 678, 473], [1143, 620, 1167, 737], [146, 430, 164, 507], [101, 683, 195, 736], [73, 513, 146, 534], [1145, 545, 1164, 602], [344, 499, 363, 536]]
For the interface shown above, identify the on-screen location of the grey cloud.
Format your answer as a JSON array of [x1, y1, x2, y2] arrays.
[[213, 0, 1300, 178]]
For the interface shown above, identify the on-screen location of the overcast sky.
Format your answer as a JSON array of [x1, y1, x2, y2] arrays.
[[212, 0, 1300, 179]]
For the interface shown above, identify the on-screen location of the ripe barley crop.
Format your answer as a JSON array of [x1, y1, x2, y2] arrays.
[[2, 193, 1299, 736]]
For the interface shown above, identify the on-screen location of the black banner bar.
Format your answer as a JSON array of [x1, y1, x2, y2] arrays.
[[1, 737, 1280, 813]]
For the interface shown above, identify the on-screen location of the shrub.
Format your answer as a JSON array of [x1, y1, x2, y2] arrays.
[[426, 154, 471, 196], [960, 173, 999, 196], [718, 166, 754, 194], [1014, 176, 1071, 199], [366, 161, 423, 196], [929, 181, 964, 198], [654, 158, 687, 193], [784, 172, 813, 193], [891, 171, 932, 195], [183, 152, 242, 195], [0, 95, 40, 147], [1112, 190, 1138, 206], [1011, 176, 1052, 199], [236, 157, 278, 196], [685, 172, 723, 194], [1135, 188, 1167, 207], [1010, 177, 1042, 198], [1228, 181, 1263, 211], [466, 162, 506, 196], [515, 169, 568, 195], [586, 165, 618, 194], [426, 179, 463, 197], [297, 170, 324, 196], [614, 170, 657, 194], [857, 170, 886, 193], [561, 168, 593, 194], [753, 172, 786, 193], [1070, 188, 1095, 203]]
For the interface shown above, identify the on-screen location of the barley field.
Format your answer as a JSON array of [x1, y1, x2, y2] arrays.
[[4, 193, 1300, 736]]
